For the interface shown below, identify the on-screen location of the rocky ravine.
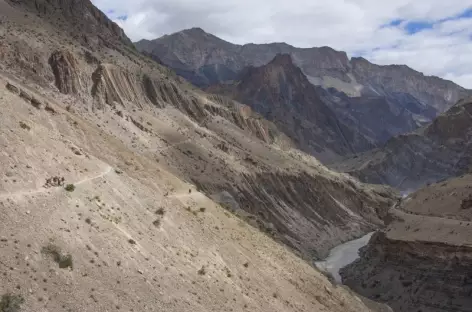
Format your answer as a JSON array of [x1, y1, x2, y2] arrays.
[[333, 97, 472, 191], [341, 174, 472, 312], [0, 1, 397, 311]]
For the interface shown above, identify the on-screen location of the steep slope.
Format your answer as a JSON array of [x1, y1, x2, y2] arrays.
[[317, 88, 435, 145], [333, 97, 472, 191], [341, 175, 472, 312], [207, 54, 374, 162], [0, 1, 397, 311]]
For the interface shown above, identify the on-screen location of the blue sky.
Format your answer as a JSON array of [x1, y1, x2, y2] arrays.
[[92, 0, 472, 88]]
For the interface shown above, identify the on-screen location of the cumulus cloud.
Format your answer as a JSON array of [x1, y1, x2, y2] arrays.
[[92, 0, 472, 88]]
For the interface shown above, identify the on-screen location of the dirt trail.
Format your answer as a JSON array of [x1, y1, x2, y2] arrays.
[[0, 165, 113, 200]]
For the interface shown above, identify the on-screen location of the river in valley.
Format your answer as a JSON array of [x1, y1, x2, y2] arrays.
[[314, 232, 375, 283]]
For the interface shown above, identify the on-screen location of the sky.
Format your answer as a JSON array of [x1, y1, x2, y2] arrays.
[[92, 0, 472, 88]]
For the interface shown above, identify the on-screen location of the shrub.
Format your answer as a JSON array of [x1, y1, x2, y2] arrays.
[[19, 121, 30, 131], [155, 208, 165, 216], [65, 184, 75, 192], [0, 293, 24, 312], [197, 266, 206, 275], [41, 243, 73, 269]]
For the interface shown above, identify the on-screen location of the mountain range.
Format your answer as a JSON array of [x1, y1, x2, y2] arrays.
[[2, 1, 472, 311], [136, 27, 472, 161]]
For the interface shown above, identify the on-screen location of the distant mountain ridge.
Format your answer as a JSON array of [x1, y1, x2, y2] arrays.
[[136, 27, 471, 114], [136, 28, 472, 158]]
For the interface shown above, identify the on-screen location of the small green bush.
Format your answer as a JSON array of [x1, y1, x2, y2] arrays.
[[65, 184, 75, 192], [0, 293, 24, 312]]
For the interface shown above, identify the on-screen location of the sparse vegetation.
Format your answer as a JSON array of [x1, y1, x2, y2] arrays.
[[0, 293, 24, 312], [41, 243, 73, 269], [65, 184, 75, 192], [19, 121, 30, 131], [198, 266, 206, 275]]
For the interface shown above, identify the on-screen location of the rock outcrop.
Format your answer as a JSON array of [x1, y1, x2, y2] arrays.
[[49, 50, 83, 94], [333, 97, 472, 191], [341, 174, 472, 312], [7, 0, 132, 47]]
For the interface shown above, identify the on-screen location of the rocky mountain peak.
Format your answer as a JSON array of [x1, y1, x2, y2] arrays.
[[268, 53, 295, 67]]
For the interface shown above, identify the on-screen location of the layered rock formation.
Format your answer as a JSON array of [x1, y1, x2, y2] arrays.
[[341, 174, 472, 312], [207, 54, 374, 162], [49, 50, 84, 94], [333, 97, 472, 191]]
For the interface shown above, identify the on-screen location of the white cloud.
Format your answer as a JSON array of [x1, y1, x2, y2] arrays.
[[92, 0, 472, 88]]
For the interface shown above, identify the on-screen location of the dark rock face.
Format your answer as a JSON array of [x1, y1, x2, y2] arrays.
[[333, 97, 472, 191], [207, 54, 374, 162], [318, 88, 436, 145], [341, 232, 472, 312]]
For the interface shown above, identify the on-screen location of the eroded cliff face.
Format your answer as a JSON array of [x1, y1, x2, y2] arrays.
[[341, 175, 472, 312], [342, 233, 472, 312], [49, 50, 84, 94]]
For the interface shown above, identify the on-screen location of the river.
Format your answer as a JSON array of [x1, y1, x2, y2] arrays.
[[314, 232, 374, 283]]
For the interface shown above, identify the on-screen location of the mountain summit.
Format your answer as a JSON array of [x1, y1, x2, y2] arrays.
[[208, 54, 374, 161]]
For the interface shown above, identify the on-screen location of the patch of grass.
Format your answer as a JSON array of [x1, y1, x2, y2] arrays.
[[0, 293, 24, 312], [65, 184, 75, 192], [41, 244, 73, 269]]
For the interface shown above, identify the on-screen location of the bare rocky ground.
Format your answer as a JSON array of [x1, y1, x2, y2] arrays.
[[341, 175, 472, 312], [0, 73, 380, 312], [0, 0, 396, 311]]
